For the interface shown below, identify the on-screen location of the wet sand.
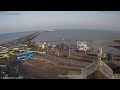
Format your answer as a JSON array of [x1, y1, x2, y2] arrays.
[[109, 39, 120, 50]]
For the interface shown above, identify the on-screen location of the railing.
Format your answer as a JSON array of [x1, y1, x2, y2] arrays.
[[99, 61, 113, 78], [81, 62, 97, 75], [46, 54, 90, 67], [81, 60, 113, 78]]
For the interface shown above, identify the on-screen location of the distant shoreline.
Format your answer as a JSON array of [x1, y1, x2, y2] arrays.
[[0, 29, 120, 35]]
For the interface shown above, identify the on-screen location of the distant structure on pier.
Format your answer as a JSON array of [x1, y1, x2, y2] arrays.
[[76, 41, 89, 52], [80, 47, 113, 79]]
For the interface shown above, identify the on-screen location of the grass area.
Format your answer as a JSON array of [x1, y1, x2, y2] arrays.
[[0, 59, 8, 65], [0, 54, 21, 77]]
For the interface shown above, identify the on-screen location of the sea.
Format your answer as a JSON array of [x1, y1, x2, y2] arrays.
[[0, 29, 120, 55], [0, 31, 34, 44], [34, 30, 120, 41]]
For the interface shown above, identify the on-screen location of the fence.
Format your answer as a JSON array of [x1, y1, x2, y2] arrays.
[[46, 54, 90, 67]]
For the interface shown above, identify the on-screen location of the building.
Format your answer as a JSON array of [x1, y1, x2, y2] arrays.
[[35, 42, 46, 49]]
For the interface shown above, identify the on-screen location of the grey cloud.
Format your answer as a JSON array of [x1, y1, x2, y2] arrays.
[[0, 11, 21, 15], [99, 11, 120, 14]]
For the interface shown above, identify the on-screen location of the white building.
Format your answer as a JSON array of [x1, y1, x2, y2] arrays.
[[35, 42, 46, 49]]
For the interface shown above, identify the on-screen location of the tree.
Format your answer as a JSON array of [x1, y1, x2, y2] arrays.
[[107, 52, 112, 64]]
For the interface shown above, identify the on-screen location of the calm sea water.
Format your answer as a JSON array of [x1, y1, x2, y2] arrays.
[[34, 30, 120, 41], [1, 30, 120, 43], [0, 31, 34, 44]]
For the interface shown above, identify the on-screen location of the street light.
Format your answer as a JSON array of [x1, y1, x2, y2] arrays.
[[69, 48, 70, 57]]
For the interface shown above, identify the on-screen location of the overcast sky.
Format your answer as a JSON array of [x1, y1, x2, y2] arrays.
[[0, 11, 120, 34]]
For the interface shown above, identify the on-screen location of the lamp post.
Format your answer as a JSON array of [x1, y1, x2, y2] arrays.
[[69, 48, 70, 57], [58, 51, 59, 56]]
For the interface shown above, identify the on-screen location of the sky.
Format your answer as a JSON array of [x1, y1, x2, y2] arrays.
[[0, 11, 120, 34]]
